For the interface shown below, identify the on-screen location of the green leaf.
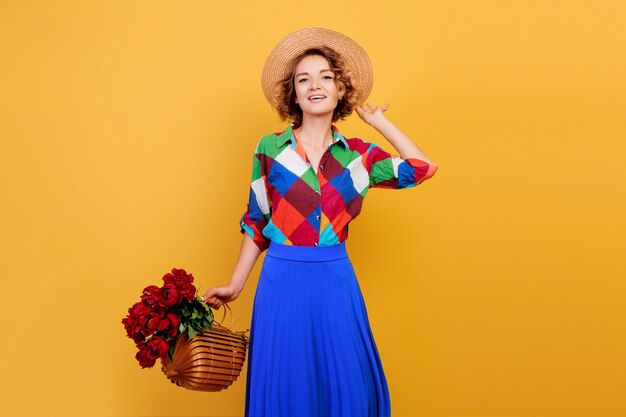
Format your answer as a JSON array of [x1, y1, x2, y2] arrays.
[[179, 322, 186, 332], [187, 327, 197, 339], [168, 342, 175, 360]]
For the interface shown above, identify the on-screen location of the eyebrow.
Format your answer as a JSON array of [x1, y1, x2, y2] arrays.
[[295, 69, 334, 77]]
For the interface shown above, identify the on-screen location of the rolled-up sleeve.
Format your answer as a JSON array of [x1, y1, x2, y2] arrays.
[[366, 143, 438, 189], [239, 139, 272, 252]]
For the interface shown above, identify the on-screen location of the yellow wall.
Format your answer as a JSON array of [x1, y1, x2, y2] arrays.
[[1, 1, 624, 416]]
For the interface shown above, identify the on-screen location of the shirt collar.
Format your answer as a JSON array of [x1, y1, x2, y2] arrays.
[[276, 122, 349, 149]]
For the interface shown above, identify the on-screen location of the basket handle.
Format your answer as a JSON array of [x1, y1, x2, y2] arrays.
[[213, 302, 235, 327], [210, 302, 251, 342]]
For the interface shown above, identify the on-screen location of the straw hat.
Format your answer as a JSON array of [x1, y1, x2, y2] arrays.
[[261, 27, 373, 108]]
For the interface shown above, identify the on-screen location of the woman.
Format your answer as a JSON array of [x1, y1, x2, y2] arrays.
[[201, 28, 438, 417]]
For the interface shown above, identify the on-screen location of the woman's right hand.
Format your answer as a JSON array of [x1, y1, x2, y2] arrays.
[[201, 284, 240, 309]]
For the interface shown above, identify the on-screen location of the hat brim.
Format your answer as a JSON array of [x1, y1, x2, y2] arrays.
[[261, 27, 373, 108]]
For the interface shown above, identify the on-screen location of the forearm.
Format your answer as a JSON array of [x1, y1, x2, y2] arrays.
[[228, 233, 262, 296], [372, 118, 437, 165]]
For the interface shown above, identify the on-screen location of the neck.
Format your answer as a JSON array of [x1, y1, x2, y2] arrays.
[[294, 114, 334, 148]]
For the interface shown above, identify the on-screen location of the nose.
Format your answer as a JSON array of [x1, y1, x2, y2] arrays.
[[310, 76, 321, 90]]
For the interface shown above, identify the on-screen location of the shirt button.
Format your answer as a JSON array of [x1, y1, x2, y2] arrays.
[[316, 215, 320, 220], [315, 190, 320, 194], [314, 242, 318, 246], [320, 164, 324, 170]]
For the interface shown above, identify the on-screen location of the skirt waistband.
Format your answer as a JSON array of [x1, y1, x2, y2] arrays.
[[266, 241, 348, 262]]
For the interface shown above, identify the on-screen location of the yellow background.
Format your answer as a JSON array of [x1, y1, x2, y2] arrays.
[[1, 1, 625, 416]]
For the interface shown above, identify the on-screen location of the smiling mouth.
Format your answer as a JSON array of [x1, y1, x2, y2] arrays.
[[309, 95, 326, 102]]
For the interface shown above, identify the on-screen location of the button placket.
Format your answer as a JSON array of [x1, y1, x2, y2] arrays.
[[312, 151, 330, 248], [315, 179, 322, 246], [309, 165, 322, 246]]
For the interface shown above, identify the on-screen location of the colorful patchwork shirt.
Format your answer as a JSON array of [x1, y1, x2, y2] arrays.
[[239, 122, 438, 252]]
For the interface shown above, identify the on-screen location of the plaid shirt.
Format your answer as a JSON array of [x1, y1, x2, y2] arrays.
[[239, 122, 438, 252]]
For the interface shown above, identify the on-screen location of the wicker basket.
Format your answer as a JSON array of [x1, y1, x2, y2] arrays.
[[160, 303, 249, 392]]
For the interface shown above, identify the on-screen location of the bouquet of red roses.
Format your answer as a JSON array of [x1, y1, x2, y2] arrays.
[[121, 268, 214, 368]]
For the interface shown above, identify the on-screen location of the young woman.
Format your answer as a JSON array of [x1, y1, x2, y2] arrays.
[[201, 27, 438, 417]]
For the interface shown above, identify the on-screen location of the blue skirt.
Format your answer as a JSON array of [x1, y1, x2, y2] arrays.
[[244, 240, 391, 417]]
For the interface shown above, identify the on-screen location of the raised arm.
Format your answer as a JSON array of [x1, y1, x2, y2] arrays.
[[357, 102, 438, 189], [356, 101, 437, 165]]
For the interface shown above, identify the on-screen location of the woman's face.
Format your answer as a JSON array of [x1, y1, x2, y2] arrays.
[[293, 54, 344, 118]]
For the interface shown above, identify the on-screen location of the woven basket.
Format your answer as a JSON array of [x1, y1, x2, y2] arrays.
[[160, 303, 249, 392]]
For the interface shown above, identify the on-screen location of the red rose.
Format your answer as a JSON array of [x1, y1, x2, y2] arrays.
[[122, 301, 152, 340], [160, 283, 182, 307], [147, 337, 170, 360], [180, 282, 196, 301], [144, 308, 166, 335], [129, 301, 151, 322], [135, 343, 156, 368], [144, 312, 180, 339], [123, 316, 147, 344], [135, 337, 170, 368], [163, 312, 181, 338], [131, 331, 146, 345], [140, 285, 161, 308], [163, 268, 194, 287], [121, 315, 135, 339], [162, 268, 197, 301]]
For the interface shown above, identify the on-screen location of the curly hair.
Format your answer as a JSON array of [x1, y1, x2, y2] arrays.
[[275, 46, 361, 129]]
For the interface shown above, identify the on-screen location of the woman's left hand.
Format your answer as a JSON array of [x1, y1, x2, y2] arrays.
[[355, 101, 389, 127]]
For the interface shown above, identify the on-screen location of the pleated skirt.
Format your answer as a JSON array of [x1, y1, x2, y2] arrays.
[[244, 240, 391, 417]]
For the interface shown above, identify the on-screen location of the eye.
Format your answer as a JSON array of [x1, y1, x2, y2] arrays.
[[298, 78, 308, 83], [323, 75, 333, 79]]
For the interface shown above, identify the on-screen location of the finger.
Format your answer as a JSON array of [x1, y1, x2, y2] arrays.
[[367, 102, 375, 111], [208, 296, 218, 304]]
